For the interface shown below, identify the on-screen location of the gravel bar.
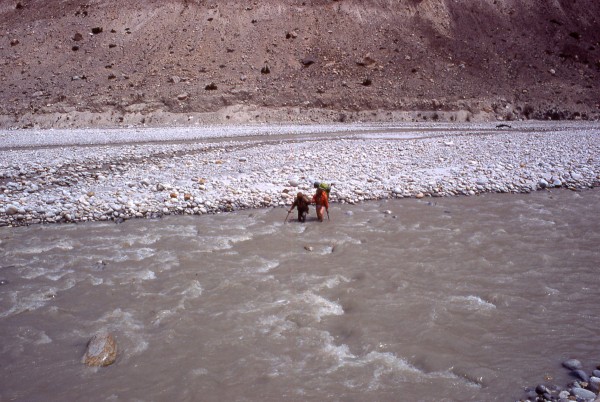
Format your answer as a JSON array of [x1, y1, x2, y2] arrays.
[[1, 122, 599, 227]]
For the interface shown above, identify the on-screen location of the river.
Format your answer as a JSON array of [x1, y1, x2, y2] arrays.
[[1, 189, 599, 401]]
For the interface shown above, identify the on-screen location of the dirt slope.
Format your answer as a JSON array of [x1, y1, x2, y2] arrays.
[[1, 0, 599, 128]]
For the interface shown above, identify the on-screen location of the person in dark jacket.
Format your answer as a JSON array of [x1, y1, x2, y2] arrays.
[[288, 192, 310, 222]]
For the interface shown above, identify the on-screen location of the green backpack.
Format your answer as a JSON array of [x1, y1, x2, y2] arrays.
[[314, 181, 331, 195]]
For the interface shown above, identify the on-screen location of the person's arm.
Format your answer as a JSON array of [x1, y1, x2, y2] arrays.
[[288, 200, 297, 212]]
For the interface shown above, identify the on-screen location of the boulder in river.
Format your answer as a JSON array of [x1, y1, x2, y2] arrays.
[[82, 332, 117, 367]]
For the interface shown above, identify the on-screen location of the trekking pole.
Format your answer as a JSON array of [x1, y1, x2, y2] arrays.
[[326, 210, 330, 221], [284, 210, 291, 224]]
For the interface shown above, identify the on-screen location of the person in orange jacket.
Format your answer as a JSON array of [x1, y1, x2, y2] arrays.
[[311, 187, 329, 222]]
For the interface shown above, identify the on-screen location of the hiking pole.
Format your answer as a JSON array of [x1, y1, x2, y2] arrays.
[[326, 210, 330, 221], [284, 210, 291, 224]]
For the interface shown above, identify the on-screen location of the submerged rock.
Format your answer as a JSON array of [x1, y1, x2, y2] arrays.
[[562, 359, 583, 371], [82, 332, 117, 367]]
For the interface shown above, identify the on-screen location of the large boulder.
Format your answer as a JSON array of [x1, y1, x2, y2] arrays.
[[82, 332, 117, 367]]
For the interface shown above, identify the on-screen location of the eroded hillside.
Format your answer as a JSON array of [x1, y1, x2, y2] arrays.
[[1, 0, 599, 128]]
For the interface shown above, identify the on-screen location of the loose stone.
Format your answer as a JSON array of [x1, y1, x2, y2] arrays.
[[82, 332, 118, 367], [5, 205, 19, 215], [571, 387, 597, 400], [575, 369, 591, 382], [562, 359, 583, 371]]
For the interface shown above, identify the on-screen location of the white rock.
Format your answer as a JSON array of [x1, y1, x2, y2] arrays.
[[5, 205, 19, 215]]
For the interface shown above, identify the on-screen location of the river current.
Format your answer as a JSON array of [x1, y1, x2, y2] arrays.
[[1, 189, 599, 401]]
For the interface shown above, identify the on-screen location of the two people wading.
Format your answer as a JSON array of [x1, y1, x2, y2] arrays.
[[287, 181, 330, 223]]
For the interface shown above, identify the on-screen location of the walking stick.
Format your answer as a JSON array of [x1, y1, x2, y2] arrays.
[[284, 210, 291, 224]]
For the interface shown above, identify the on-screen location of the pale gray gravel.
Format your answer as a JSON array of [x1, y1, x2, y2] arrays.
[[1, 122, 599, 226]]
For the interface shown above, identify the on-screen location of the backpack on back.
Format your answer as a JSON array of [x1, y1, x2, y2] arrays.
[[316, 182, 331, 195]]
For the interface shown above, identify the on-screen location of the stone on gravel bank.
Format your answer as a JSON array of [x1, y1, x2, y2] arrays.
[[519, 359, 600, 402]]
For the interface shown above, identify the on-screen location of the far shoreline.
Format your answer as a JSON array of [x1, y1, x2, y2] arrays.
[[1, 105, 598, 131], [1, 122, 599, 228]]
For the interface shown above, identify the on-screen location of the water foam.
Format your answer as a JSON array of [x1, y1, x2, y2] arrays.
[[132, 248, 157, 261], [0, 288, 57, 318], [11, 239, 76, 255], [35, 331, 53, 345], [301, 292, 344, 322], [178, 280, 203, 309], [89, 276, 104, 286], [46, 270, 75, 281], [92, 308, 149, 356], [363, 351, 422, 389], [20, 266, 54, 280], [258, 314, 295, 338], [449, 295, 497, 311], [320, 275, 351, 289], [152, 309, 175, 327], [321, 332, 356, 364], [153, 280, 203, 326], [192, 233, 252, 253], [242, 257, 280, 273], [139, 270, 157, 280], [190, 368, 209, 377], [135, 233, 162, 245]]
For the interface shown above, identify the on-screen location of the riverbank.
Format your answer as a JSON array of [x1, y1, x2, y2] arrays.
[[1, 122, 599, 227]]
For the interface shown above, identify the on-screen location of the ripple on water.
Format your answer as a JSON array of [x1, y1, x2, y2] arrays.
[[517, 213, 557, 227], [78, 308, 148, 358], [189, 233, 253, 253], [447, 295, 497, 312], [132, 248, 157, 261], [316, 334, 479, 392], [299, 292, 344, 322], [240, 256, 280, 273], [1, 287, 59, 318], [8, 238, 76, 255], [151, 280, 203, 326]]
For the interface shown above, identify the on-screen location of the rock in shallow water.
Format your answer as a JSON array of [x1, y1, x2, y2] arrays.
[[570, 387, 597, 400], [574, 369, 591, 382], [562, 358, 583, 371], [82, 332, 117, 367]]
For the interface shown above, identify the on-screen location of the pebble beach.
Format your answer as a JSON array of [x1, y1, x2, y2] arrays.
[[1, 122, 599, 227]]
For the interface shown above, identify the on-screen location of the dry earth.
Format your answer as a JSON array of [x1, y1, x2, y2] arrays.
[[1, 0, 599, 129]]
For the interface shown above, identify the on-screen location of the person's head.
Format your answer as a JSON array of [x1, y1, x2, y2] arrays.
[[313, 181, 319, 188], [296, 192, 303, 199]]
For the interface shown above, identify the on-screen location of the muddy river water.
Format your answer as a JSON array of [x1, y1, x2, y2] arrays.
[[1, 189, 599, 401]]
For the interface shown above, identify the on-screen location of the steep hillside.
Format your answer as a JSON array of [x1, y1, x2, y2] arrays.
[[1, 0, 599, 128]]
